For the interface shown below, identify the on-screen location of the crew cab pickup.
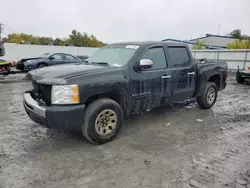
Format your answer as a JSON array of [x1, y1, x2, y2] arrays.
[[23, 41, 227, 144]]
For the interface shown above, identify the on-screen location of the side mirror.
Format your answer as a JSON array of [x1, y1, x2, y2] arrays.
[[139, 59, 153, 70], [49, 56, 55, 60]]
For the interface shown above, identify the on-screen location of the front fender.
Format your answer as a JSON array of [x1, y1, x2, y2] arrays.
[[78, 73, 129, 103]]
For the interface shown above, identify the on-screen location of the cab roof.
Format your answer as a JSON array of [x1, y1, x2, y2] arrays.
[[111, 41, 188, 47]]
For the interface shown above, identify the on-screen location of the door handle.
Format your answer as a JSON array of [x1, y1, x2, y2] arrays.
[[161, 75, 171, 79], [187, 72, 195, 75]]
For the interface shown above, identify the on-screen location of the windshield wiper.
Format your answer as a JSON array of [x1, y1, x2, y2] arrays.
[[91, 61, 109, 66]]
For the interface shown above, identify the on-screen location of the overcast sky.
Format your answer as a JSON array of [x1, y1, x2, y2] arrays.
[[1, 0, 250, 43]]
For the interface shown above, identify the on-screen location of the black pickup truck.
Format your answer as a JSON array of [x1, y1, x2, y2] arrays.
[[23, 41, 227, 144]]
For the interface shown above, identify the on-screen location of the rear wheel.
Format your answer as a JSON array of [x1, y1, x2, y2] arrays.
[[81, 98, 123, 144], [197, 82, 217, 109]]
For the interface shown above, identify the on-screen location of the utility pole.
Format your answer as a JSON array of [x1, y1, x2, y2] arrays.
[[0, 23, 4, 39]]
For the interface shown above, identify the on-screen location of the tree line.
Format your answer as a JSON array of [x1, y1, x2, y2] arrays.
[[226, 29, 250, 49], [2, 30, 104, 47], [2, 29, 250, 49]]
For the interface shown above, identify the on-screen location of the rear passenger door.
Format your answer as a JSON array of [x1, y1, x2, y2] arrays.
[[167, 46, 196, 102], [129, 46, 171, 113]]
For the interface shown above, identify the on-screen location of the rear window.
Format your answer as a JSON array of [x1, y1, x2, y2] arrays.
[[168, 47, 191, 68]]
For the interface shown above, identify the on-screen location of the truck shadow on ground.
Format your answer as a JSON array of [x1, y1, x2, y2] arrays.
[[28, 99, 217, 153]]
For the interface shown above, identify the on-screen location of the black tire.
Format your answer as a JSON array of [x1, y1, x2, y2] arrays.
[[38, 63, 47, 68], [197, 82, 217, 109], [236, 74, 244, 84], [81, 98, 123, 144]]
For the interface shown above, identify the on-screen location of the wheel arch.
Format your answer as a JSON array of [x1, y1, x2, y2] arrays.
[[207, 74, 221, 89], [195, 73, 221, 97], [84, 89, 128, 114], [37, 62, 48, 68]]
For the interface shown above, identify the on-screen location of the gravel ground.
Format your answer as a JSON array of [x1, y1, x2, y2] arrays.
[[0, 76, 250, 188], [0, 69, 27, 83]]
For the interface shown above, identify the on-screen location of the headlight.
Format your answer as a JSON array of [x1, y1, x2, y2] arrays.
[[24, 60, 34, 65], [51, 84, 79, 104]]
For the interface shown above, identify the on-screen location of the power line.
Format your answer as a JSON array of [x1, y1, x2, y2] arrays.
[[4, 24, 19, 34], [0, 23, 20, 38]]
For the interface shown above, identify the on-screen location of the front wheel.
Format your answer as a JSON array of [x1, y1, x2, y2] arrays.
[[38, 63, 47, 68], [81, 98, 123, 144], [197, 82, 217, 109]]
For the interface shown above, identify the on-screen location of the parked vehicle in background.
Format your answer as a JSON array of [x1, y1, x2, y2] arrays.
[[23, 41, 227, 144], [0, 39, 5, 57], [76, 55, 89, 61], [0, 59, 11, 75], [16, 53, 82, 71], [236, 65, 250, 84]]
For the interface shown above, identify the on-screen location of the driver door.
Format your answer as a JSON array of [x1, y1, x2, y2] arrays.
[[129, 45, 171, 113]]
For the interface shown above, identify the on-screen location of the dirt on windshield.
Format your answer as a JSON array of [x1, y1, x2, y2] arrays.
[[0, 75, 250, 188]]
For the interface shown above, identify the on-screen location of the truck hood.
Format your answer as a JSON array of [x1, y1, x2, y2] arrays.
[[27, 63, 109, 85]]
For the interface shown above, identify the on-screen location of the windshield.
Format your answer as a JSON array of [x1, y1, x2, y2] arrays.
[[40, 53, 50, 58], [87, 45, 139, 67]]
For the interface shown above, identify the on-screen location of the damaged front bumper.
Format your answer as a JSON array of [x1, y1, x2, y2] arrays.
[[23, 91, 86, 131]]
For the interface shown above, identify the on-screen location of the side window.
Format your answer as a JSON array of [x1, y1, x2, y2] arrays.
[[65, 55, 77, 61], [51, 54, 63, 60], [141, 47, 167, 70], [168, 47, 190, 68]]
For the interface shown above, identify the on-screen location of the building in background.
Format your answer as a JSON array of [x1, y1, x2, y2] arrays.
[[163, 34, 239, 49]]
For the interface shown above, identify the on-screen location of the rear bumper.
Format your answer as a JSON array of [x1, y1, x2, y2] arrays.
[[23, 92, 86, 131]]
